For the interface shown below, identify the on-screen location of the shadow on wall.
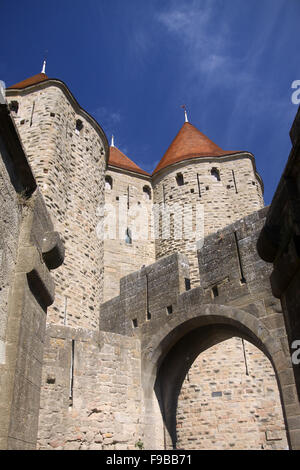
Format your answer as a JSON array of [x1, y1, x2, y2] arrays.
[[152, 317, 288, 450]]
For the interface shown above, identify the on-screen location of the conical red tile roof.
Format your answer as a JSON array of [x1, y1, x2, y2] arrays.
[[153, 122, 238, 174], [109, 146, 150, 176], [8, 73, 49, 89]]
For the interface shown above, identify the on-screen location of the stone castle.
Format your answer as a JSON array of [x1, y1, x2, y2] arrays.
[[0, 68, 299, 450]]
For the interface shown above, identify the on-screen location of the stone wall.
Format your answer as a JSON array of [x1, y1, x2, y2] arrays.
[[103, 167, 155, 301], [37, 325, 144, 450], [101, 207, 300, 449], [177, 337, 288, 450], [257, 105, 300, 409], [0, 103, 64, 449], [152, 154, 264, 287], [0, 145, 22, 361], [6, 82, 108, 330]]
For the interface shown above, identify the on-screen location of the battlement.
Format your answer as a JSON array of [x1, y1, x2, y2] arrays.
[[100, 206, 283, 348]]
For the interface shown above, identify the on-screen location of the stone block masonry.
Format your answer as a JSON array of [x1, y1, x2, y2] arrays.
[[6, 82, 108, 330], [177, 338, 288, 450], [37, 325, 144, 450], [0, 103, 64, 449], [103, 167, 155, 302], [153, 154, 264, 287]]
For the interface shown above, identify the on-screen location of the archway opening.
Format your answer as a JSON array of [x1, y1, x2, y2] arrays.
[[176, 337, 288, 450], [153, 322, 289, 450]]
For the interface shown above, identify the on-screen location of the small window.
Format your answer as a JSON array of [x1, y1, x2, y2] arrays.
[[125, 228, 132, 245], [50, 112, 55, 117], [146, 311, 151, 321], [132, 318, 138, 328], [9, 101, 19, 114], [167, 305, 173, 315], [212, 286, 219, 298], [75, 119, 83, 134], [143, 185, 151, 200], [185, 278, 191, 291], [105, 175, 113, 190], [176, 173, 184, 186], [211, 168, 221, 181]]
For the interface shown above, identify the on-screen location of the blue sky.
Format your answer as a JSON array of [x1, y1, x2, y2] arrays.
[[1, 0, 299, 204]]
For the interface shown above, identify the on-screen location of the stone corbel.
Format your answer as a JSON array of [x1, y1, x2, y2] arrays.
[[42, 231, 65, 270], [17, 245, 56, 310]]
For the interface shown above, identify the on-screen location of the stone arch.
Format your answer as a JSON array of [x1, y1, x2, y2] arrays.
[[141, 304, 295, 449]]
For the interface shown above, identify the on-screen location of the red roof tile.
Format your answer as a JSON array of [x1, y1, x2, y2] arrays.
[[8, 73, 49, 89], [109, 146, 150, 176], [153, 122, 238, 174]]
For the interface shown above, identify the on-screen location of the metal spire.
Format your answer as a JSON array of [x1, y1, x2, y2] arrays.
[[41, 50, 48, 74], [181, 104, 189, 123], [41, 59, 46, 74], [111, 135, 115, 147]]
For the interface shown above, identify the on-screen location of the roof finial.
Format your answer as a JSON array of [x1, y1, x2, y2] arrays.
[[181, 104, 189, 123], [111, 135, 115, 147], [41, 59, 46, 74], [41, 50, 48, 74]]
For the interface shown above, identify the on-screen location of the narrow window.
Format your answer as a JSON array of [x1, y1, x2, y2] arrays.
[[232, 170, 238, 193], [125, 228, 132, 245], [185, 278, 191, 291], [132, 318, 138, 328], [241, 338, 249, 375], [9, 101, 19, 114], [212, 285, 219, 298], [143, 185, 151, 200], [105, 175, 113, 190], [146, 273, 151, 320], [234, 231, 246, 284], [64, 296, 68, 326], [211, 167, 221, 181], [69, 340, 75, 406], [176, 172, 184, 186], [167, 305, 173, 315], [163, 184, 166, 204], [30, 101, 35, 127], [75, 119, 83, 135], [197, 174, 201, 198]]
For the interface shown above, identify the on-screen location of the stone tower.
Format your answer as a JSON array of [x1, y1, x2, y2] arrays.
[[103, 140, 155, 301], [1, 68, 294, 451], [152, 120, 264, 286], [6, 72, 109, 329]]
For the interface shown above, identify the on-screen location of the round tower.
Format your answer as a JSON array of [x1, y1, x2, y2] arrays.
[[103, 139, 155, 301], [152, 120, 264, 286], [6, 71, 109, 329]]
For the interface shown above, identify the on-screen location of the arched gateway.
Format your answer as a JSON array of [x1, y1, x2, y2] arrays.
[[141, 304, 291, 449], [99, 207, 300, 450]]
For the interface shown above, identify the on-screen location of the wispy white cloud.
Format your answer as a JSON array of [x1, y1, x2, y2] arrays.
[[92, 106, 123, 142], [156, 0, 286, 90], [93, 106, 122, 127]]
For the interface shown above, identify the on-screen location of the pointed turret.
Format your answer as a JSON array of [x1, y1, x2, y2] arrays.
[[153, 122, 240, 174], [109, 142, 149, 176], [8, 60, 49, 89]]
